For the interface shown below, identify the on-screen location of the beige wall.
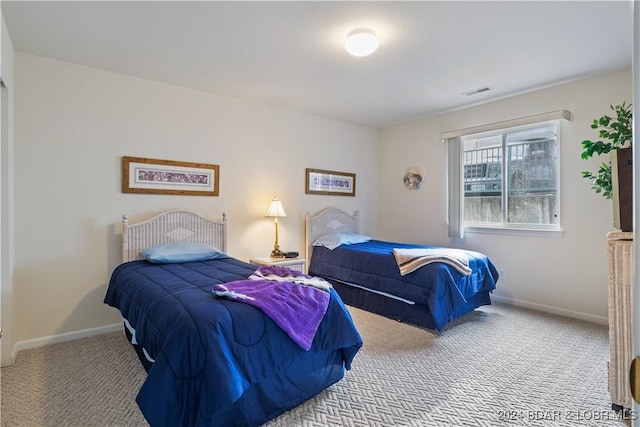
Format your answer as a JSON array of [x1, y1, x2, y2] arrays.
[[1, 10, 16, 365], [12, 51, 632, 348], [378, 68, 632, 323], [13, 53, 379, 345]]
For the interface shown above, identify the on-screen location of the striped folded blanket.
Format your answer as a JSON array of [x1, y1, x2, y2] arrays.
[[393, 247, 472, 276], [252, 266, 332, 292]]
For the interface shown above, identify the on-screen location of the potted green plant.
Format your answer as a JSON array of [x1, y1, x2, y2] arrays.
[[581, 101, 633, 231]]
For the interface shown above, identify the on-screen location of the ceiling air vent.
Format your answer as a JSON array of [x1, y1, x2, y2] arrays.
[[462, 86, 492, 96]]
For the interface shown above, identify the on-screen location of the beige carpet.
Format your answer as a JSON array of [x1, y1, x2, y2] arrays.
[[0, 303, 630, 426]]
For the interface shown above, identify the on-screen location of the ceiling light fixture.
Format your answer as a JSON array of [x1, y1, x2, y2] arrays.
[[345, 28, 379, 57]]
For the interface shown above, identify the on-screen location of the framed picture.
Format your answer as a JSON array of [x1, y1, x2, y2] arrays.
[[305, 168, 356, 196], [122, 156, 219, 196]]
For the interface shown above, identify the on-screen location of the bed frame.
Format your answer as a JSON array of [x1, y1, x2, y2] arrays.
[[112, 208, 361, 425], [305, 206, 495, 331], [122, 209, 227, 262], [305, 207, 359, 268]]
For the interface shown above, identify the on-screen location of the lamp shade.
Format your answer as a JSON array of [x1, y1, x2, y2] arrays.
[[265, 197, 287, 218], [345, 28, 379, 57]]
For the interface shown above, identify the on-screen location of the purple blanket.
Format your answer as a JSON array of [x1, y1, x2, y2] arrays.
[[212, 278, 330, 350]]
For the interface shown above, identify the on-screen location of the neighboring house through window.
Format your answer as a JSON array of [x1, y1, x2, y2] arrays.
[[445, 111, 570, 238]]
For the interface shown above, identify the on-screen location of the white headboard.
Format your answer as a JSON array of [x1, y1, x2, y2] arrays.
[[305, 207, 359, 268], [122, 209, 227, 262]]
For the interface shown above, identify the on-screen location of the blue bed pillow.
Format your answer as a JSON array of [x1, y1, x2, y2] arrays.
[[312, 232, 372, 250], [141, 242, 227, 263]]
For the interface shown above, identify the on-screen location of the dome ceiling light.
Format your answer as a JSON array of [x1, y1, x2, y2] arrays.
[[345, 28, 379, 57]]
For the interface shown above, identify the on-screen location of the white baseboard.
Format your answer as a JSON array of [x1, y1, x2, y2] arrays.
[[14, 323, 123, 355], [491, 295, 608, 326]]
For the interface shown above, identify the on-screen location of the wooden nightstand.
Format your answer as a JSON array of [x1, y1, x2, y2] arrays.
[[249, 256, 306, 273]]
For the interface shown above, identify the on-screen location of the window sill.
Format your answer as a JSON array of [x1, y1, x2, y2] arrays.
[[463, 225, 564, 238]]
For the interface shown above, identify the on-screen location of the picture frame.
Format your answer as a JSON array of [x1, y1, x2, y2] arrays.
[[122, 156, 219, 196], [305, 168, 356, 197]]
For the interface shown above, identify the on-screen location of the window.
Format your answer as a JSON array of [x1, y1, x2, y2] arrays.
[[445, 111, 570, 238], [462, 121, 559, 230]]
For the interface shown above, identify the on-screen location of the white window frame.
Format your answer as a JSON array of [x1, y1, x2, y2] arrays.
[[444, 110, 570, 238]]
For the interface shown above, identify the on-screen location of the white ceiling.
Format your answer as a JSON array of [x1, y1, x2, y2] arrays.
[[2, 1, 633, 128]]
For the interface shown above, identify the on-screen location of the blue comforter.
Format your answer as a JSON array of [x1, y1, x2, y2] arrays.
[[309, 240, 498, 330], [104, 257, 362, 426]]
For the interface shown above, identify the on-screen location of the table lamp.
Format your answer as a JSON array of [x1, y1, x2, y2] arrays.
[[265, 196, 287, 258]]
